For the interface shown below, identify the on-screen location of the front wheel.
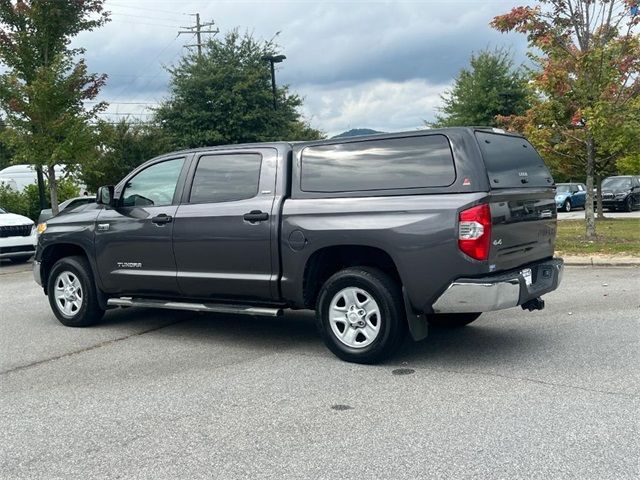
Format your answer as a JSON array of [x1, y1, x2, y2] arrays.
[[427, 312, 481, 328], [316, 267, 407, 364], [563, 199, 572, 212], [47, 256, 105, 327], [624, 197, 634, 212]]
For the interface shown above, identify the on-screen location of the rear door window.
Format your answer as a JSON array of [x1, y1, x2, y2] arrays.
[[301, 135, 456, 193], [189, 153, 262, 203], [475, 131, 553, 188]]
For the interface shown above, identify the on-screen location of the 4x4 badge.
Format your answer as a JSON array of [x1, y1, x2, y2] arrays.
[[493, 239, 503, 246]]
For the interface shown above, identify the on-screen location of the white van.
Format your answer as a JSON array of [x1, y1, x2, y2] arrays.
[[0, 164, 86, 194]]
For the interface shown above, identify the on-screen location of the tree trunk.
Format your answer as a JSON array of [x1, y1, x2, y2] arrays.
[[596, 175, 604, 219], [48, 165, 60, 216], [585, 136, 596, 239], [35, 166, 47, 210]]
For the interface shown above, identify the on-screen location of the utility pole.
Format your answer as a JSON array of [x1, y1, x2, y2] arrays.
[[178, 13, 219, 57]]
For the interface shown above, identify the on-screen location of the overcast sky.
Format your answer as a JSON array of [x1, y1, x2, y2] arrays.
[[77, 0, 532, 136]]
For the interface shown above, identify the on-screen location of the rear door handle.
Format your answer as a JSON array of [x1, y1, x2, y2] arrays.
[[152, 214, 173, 225], [243, 210, 269, 223]]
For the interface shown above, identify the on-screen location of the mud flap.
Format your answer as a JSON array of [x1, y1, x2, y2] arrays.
[[403, 287, 428, 341]]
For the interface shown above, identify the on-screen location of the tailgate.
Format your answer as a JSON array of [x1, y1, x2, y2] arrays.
[[474, 130, 557, 272], [488, 188, 557, 271]]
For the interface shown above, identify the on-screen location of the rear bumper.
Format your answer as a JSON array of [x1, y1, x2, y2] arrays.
[[431, 258, 564, 313]]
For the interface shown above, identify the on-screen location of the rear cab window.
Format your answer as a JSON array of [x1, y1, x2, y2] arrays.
[[300, 135, 456, 193], [189, 153, 262, 204], [475, 131, 554, 188]]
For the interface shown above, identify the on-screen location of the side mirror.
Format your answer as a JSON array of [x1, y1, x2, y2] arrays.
[[96, 185, 115, 206]]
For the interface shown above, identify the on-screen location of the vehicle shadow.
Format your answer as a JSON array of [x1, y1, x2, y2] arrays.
[[103, 307, 322, 351], [396, 322, 551, 369], [102, 307, 550, 368]]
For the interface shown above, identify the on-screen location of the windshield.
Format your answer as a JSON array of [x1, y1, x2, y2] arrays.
[[556, 185, 570, 193], [602, 178, 631, 190]]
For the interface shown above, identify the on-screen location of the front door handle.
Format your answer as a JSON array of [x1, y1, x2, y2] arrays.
[[243, 210, 269, 223], [152, 213, 173, 225]]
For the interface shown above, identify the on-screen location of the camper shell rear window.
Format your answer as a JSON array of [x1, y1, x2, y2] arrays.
[[475, 131, 554, 188]]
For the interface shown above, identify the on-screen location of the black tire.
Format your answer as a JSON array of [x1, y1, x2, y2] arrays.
[[316, 267, 407, 364], [9, 256, 31, 264], [624, 196, 634, 212], [47, 255, 105, 327], [427, 312, 482, 328], [563, 199, 571, 212]]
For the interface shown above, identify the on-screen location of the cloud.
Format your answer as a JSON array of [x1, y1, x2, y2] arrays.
[[297, 79, 448, 136], [74, 0, 531, 132]]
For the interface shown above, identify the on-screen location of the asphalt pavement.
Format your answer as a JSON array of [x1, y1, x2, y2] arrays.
[[1, 265, 639, 479]]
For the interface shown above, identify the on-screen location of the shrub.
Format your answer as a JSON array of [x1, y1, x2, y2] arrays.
[[0, 178, 80, 221]]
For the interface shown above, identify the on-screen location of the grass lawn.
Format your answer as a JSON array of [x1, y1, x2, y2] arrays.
[[556, 218, 640, 256]]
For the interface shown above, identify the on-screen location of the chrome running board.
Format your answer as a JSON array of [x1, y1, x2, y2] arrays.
[[107, 297, 283, 317]]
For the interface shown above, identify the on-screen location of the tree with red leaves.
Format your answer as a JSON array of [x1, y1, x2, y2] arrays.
[[0, 0, 109, 214], [491, 0, 640, 239]]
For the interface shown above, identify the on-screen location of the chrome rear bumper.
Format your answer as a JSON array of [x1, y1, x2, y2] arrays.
[[431, 258, 564, 313]]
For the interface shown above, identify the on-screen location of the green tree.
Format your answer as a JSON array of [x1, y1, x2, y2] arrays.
[[81, 120, 173, 192], [0, 121, 13, 170], [156, 29, 323, 148], [492, 0, 640, 238], [431, 49, 530, 127], [0, 0, 109, 215]]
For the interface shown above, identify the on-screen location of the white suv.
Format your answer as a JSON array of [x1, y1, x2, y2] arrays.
[[0, 207, 37, 263]]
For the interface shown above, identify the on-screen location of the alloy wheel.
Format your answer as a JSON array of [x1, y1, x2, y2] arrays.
[[328, 287, 381, 348], [53, 271, 83, 318]]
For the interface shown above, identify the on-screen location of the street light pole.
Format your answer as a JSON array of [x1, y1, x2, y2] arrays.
[[261, 54, 286, 110]]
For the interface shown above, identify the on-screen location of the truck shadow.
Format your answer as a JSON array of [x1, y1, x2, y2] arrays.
[[396, 324, 551, 368], [103, 308, 549, 367]]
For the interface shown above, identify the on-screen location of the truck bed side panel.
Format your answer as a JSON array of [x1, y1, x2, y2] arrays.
[[281, 193, 488, 312]]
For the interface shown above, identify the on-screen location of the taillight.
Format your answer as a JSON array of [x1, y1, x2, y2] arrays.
[[458, 204, 492, 261]]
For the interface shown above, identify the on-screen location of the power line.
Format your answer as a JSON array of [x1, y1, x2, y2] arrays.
[[107, 1, 189, 16], [85, 101, 159, 105], [109, 19, 179, 29], [110, 12, 187, 23], [97, 112, 154, 116], [107, 34, 181, 103]]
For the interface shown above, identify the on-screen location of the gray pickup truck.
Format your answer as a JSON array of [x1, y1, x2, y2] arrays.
[[33, 128, 563, 363]]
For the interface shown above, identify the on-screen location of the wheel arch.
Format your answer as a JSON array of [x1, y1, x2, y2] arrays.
[[41, 243, 96, 295], [301, 244, 402, 310]]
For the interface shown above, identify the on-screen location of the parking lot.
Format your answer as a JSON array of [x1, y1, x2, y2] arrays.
[[1, 262, 639, 479]]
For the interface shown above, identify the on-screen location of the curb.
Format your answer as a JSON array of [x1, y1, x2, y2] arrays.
[[562, 256, 640, 266]]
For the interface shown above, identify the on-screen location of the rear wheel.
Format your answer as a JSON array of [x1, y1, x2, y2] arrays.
[[563, 199, 572, 212], [427, 312, 481, 328], [47, 256, 105, 327], [317, 267, 407, 364]]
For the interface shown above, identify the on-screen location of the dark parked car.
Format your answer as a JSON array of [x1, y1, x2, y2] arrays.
[[601, 176, 640, 212], [555, 183, 586, 212], [37, 196, 96, 224], [33, 128, 563, 364]]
